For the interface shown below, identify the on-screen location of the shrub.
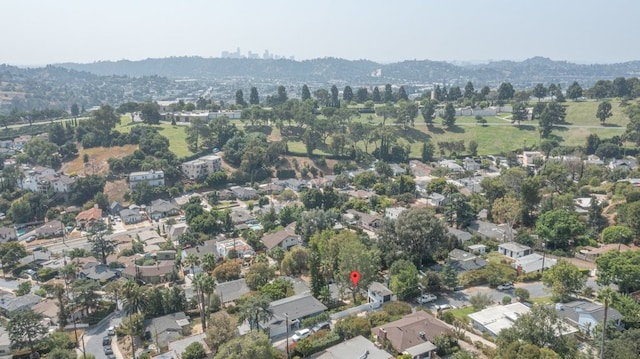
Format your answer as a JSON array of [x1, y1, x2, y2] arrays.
[[502, 296, 512, 305], [382, 301, 412, 317]]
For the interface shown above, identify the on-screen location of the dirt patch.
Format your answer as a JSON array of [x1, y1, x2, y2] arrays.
[[104, 179, 130, 202], [61, 145, 138, 176]]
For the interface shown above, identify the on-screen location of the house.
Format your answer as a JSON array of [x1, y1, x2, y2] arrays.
[[277, 178, 307, 192], [469, 220, 512, 241], [181, 240, 219, 273], [468, 244, 487, 255], [19, 250, 52, 266], [345, 210, 381, 231], [75, 207, 103, 229], [0, 293, 41, 316], [167, 333, 209, 359], [580, 243, 640, 262], [308, 176, 335, 189], [314, 335, 393, 359], [515, 253, 557, 274], [50, 174, 75, 193], [168, 223, 189, 240], [463, 158, 481, 171], [260, 222, 301, 251], [148, 199, 180, 220], [448, 249, 487, 272], [521, 151, 543, 167], [438, 159, 464, 172], [555, 300, 624, 336], [122, 261, 175, 284], [156, 250, 176, 261], [498, 243, 533, 259], [409, 160, 433, 177], [109, 201, 123, 216], [258, 183, 284, 195], [609, 157, 638, 171], [368, 282, 393, 307], [120, 208, 143, 224], [32, 298, 61, 326], [0, 325, 11, 359], [215, 278, 251, 304], [144, 312, 191, 350], [0, 227, 17, 244], [385, 207, 406, 220], [35, 220, 65, 238], [78, 263, 119, 282], [229, 186, 259, 200], [448, 227, 473, 244], [260, 293, 328, 339], [427, 193, 445, 207], [372, 311, 448, 359], [216, 238, 254, 259], [230, 207, 256, 224], [181, 155, 222, 180], [468, 303, 531, 337], [129, 170, 165, 190], [390, 163, 406, 176]]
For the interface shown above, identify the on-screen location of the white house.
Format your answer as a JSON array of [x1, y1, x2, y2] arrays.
[[515, 253, 557, 274], [469, 303, 531, 337], [181, 155, 222, 180], [129, 170, 165, 190], [368, 282, 393, 307], [216, 238, 254, 259], [498, 242, 532, 259], [385, 207, 406, 220]]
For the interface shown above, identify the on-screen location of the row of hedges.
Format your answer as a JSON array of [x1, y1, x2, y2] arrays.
[[291, 331, 341, 358]]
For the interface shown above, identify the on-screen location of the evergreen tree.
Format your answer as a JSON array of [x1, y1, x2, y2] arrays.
[[441, 103, 456, 128], [235, 89, 247, 107], [372, 86, 381, 103], [343, 86, 354, 103], [301, 84, 311, 101], [383, 84, 394, 103], [249, 87, 260, 105]]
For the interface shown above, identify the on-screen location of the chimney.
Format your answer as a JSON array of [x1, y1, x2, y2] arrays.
[[419, 331, 426, 340], [378, 328, 387, 341]]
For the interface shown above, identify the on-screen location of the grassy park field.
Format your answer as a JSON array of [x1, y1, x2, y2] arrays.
[[117, 99, 631, 159]]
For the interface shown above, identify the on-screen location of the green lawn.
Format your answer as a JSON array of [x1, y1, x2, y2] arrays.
[[448, 306, 476, 320], [115, 119, 193, 158]]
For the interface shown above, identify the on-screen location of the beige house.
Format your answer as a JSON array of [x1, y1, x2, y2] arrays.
[[181, 155, 222, 180]]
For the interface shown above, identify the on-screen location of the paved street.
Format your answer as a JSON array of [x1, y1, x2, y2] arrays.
[[82, 310, 125, 359]]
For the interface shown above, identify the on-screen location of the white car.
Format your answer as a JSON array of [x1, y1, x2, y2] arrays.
[[25, 235, 36, 243], [292, 328, 311, 342], [435, 304, 455, 311], [107, 326, 115, 336], [417, 294, 437, 304], [497, 282, 514, 291]]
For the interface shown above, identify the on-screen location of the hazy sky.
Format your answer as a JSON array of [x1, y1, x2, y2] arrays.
[[3, 0, 639, 66]]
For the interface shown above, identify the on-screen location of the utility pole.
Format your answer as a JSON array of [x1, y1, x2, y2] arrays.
[[285, 313, 290, 359]]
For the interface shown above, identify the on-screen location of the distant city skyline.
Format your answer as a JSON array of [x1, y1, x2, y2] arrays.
[[2, 0, 640, 66]]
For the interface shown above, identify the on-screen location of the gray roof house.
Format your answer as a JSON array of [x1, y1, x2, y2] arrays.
[[448, 227, 473, 244], [119, 208, 142, 224], [168, 223, 188, 240], [498, 242, 533, 259], [35, 220, 65, 238], [229, 186, 259, 200], [555, 300, 624, 336], [314, 335, 393, 359], [260, 293, 328, 339], [149, 199, 180, 220], [78, 263, 119, 282], [469, 220, 512, 241], [0, 325, 11, 358], [0, 293, 41, 316], [144, 312, 190, 350], [215, 278, 251, 304], [448, 249, 487, 272], [0, 227, 17, 244]]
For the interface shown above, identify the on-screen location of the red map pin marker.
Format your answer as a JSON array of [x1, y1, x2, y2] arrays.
[[350, 271, 361, 287]]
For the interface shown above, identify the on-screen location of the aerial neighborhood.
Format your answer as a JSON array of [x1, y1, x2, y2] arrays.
[[3, 50, 640, 359]]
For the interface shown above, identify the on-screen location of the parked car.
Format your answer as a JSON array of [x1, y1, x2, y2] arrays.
[[417, 294, 437, 304], [497, 282, 514, 291], [435, 304, 455, 311], [103, 346, 113, 355], [107, 326, 116, 336], [102, 336, 111, 346], [25, 235, 36, 243], [312, 322, 331, 333], [292, 328, 311, 342]]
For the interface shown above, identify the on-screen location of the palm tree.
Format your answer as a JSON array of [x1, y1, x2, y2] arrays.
[[192, 272, 209, 330], [122, 280, 146, 315], [238, 294, 273, 332], [598, 287, 615, 359], [104, 280, 124, 310], [201, 253, 217, 273], [183, 253, 200, 275]]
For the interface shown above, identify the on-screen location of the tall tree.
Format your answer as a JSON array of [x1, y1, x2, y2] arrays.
[[337, 236, 381, 304], [532, 83, 547, 101], [237, 294, 273, 332], [301, 84, 311, 101], [498, 82, 515, 101], [511, 102, 528, 126], [343, 86, 354, 103], [7, 310, 47, 358], [542, 260, 586, 302], [355, 87, 369, 103], [372, 86, 381, 103], [88, 221, 115, 265], [535, 209, 585, 250], [566, 81, 583, 101], [389, 259, 419, 301], [70, 103, 79, 117], [596, 101, 613, 124], [464, 81, 475, 99], [249, 87, 260, 105], [441, 103, 456, 128], [330, 85, 340, 107], [0, 242, 27, 277], [139, 101, 162, 124], [598, 288, 615, 359], [421, 99, 436, 125], [235, 89, 247, 107], [383, 84, 394, 103], [397, 86, 409, 101]]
